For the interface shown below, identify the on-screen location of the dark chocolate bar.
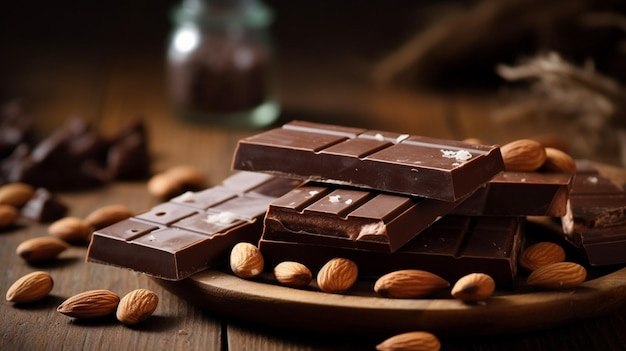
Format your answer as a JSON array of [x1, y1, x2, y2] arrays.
[[232, 120, 504, 201], [262, 183, 463, 253], [259, 216, 524, 289], [452, 171, 573, 216], [561, 161, 626, 266], [87, 172, 301, 280]]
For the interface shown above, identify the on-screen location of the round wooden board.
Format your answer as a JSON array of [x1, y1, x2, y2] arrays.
[[157, 163, 626, 338]]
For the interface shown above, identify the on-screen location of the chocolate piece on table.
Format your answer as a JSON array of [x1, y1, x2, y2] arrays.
[[259, 215, 524, 289], [263, 182, 464, 253], [452, 171, 573, 217], [20, 188, 68, 223], [87, 172, 301, 280], [232, 120, 505, 201], [561, 161, 626, 266]]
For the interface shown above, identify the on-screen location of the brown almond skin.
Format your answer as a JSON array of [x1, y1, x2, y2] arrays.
[[230, 242, 264, 279], [57, 289, 120, 318], [518, 242, 566, 272], [375, 270, 449, 299], [451, 273, 496, 302], [84, 204, 134, 230], [500, 139, 547, 171], [317, 258, 358, 294], [6, 271, 54, 303], [116, 289, 159, 325], [273, 261, 313, 288], [541, 147, 577, 174], [147, 165, 208, 199], [0, 182, 35, 207], [376, 331, 441, 351], [0, 204, 19, 227], [527, 262, 587, 290], [48, 216, 93, 243], [16, 237, 69, 262]]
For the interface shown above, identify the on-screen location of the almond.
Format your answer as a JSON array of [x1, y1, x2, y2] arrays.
[[116, 289, 159, 325], [230, 242, 264, 279], [6, 271, 54, 303], [541, 147, 577, 174], [147, 165, 208, 199], [57, 289, 120, 318], [84, 204, 134, 230], [374, 270, 449, 299], [0, 204, 19, 227], [500, 139, 547, 171], [527, 262, 587, 290], [518, 242, 566, 272], [273, 261, 313, 288], [0, 182, 35, 207], [316, 258, 358, 294], [16, 236, 69, 262], [48, 216, 92, 243], [376, 331, 441, 351], [451, 273, 495, 302]]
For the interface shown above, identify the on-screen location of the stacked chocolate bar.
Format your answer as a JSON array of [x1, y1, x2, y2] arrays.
[[87, 121, 623, 289]]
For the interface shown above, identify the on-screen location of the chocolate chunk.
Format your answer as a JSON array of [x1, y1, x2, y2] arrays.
[[259, 216, 525, 289], [20, 188, 68, 223], [232, 120, 505, 201], [262, 182, 464, 252], [87, 172, 301, 280]]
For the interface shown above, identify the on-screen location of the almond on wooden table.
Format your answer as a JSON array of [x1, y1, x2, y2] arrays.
[[518, 242, 566, 272], [376, 331, 441, 351], [273, 261, 313, 288], [147, 165, 208, 199], [57, 289, 120, 318], [48, 216, 93, 243], [116, 289, 159, 325], [0, 204, 19, 227], [527, 262, 587, 290], [84, 204, 134, 230], [16, 236, 69, 262], [6, 271, 54, 303], [374, 270, 449, 299], [451, 273, 496, 302], [0, 182, 35, 207], [541, 147, 577, 174], [316, 258, 358, 294], [230, 242, 264, 279]]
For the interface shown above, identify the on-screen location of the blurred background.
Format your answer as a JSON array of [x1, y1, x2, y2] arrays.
[[1, 0, 626, 165]]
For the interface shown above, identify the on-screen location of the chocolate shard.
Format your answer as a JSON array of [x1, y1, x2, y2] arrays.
[[232, 120, 505, 202], [20, 188, 68, 223]]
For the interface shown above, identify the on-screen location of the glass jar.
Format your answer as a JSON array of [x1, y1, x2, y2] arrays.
[[167, 0, 279, 128]]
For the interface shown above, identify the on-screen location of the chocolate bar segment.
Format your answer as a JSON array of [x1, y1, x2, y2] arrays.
[[87, 172, 301, 280], [262, 183, 463, 252], [259, 216, 524, 289], [232, 120, 505, 201], [453, 171, 573, 216]]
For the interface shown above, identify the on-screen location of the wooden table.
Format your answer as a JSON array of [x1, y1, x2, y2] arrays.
[[2, 3, 626, 350]]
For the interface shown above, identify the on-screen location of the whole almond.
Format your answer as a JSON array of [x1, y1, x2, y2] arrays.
[[0, 204, 19, 227], [374, 270, 449, 299], [147, 165, 208, 199], [451, 273, 495, 302], [376, 331, 441, 351], [84, 204, 134, 229], [518, 242, 566, 272], [48, 216, 92, 243], [0, 182, 35, 207], [317, 258, 358, 294], [57, 289, 120, 318], [527, 262, 587, 290], [230, 242, 264, 279], [273, 261, 313, 288], [16, 236, 69, 262], [116, 289, 159, 325], [500, 139, 547, 172], [541, 147, 577, 174], [6, 271, 54, 303]]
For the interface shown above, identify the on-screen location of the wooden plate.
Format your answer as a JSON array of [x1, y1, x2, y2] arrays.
[[157, 163, 626, 337]]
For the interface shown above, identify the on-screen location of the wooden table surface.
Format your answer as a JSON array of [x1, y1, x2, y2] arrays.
[[2, 2, 626, 350]]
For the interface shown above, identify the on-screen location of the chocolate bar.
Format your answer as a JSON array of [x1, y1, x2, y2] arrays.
[[87, 172, 301, 280], [262, 183, 463, 253], [259, 216, 524, 289], [232, 120, 505, 201], [561, 161, 626, 266], [452, 171, 573, 217]]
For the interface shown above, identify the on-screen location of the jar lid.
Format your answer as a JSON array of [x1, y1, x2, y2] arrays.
[[172, 0, 273, 28]]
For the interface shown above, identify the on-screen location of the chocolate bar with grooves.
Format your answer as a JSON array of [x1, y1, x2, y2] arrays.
[[232, 120, 505, 202], [259, 216, 524, 289], [86, 172, 301, 280]]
